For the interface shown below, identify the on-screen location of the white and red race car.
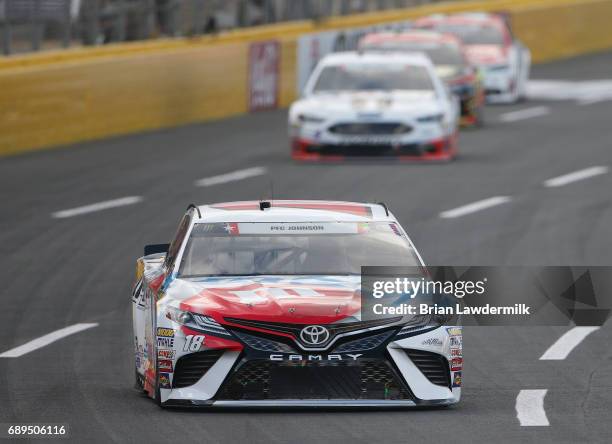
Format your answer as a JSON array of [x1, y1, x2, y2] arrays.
[[288, 52, 459, 161], [415, 12, 531, 103], [132, 200, 462, 407]]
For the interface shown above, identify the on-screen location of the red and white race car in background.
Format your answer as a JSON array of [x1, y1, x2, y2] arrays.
[[414, 12, 531, 103], [359, 30, 486, 127]]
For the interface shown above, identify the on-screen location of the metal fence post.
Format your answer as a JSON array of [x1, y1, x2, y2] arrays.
[[32, 0, 42, 51], [1, 0, 11, 55], [193, 0, 204, 35], [62, 0, 72, 47]]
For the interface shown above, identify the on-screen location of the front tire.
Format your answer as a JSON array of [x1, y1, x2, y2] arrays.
[[135, 370, 144, 391], [154, 358, 163, 407]]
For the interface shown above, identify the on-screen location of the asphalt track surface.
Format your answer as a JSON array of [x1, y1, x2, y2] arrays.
[[1, 51, 612, 443]]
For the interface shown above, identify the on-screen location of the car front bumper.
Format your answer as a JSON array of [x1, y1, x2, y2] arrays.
[[159, 325, 463, 408], [291, 135, 457, 161]]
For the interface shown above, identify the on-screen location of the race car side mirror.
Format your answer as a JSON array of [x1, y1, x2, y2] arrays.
[[144, 243, 170, 256]]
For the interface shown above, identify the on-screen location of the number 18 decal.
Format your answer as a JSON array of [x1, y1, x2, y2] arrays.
[[183, 335, 205, 352]]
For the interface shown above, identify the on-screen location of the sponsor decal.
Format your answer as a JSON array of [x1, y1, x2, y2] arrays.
[[248, 40, 280, 111], [224, 222, 240, 235], [452, 371, 462, 387], [450, 348, 462, 357], [156, 327, 175, 337], [135, 342, 144, 368], [421, 338, 443, 347], [446, 327, 462, 336], [183, 335, 205, 352], [157, 349, 176, 360], [132, 278, 146, 308], [451, 357, 463, 372], [157, 337, 174, 348], [270, 224, 325, 232], [269, 353, 362, 361], [158, 359, 173, 372], [450, 336, 462, 347], [159, 373, 171, 389], [389, 223, 403, 237]]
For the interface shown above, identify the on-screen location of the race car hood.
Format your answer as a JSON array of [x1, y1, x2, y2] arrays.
[[293, 91, 443, 120], [464, 45, 506, 65], [435, 65, 462, 82], [168, 275, 362, 325]]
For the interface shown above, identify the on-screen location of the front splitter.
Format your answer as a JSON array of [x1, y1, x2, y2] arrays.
[[163, 398, 457, 409]]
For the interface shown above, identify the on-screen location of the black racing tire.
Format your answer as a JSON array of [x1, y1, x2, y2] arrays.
[[134, 370, 144, 391], [152, 316, 164, 407], [475, 105, 485, 128], [154, 356, 163, 407]]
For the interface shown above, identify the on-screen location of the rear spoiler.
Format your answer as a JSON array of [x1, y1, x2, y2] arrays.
[[144, 243, 169, 256]]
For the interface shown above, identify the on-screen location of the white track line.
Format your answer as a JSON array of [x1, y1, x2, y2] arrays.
[[499, 106, 550, 123], [194, 166, 267, 187], [516, 389, 550, 426], [544, 166, 609, 188], [440, 196, 512, 219], [52, 196, 143, 218], [578, 97, 612, 106], [0, 323, 99, 358], [539, 326, 600, 360]]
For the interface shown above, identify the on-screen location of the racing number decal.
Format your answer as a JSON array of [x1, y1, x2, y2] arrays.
[[183, 335, 205, 352]]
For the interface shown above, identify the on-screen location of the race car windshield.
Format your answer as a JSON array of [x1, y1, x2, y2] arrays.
[[361, 42, 465, 67], [178, 222, 421, 277], [312, 64, 434, 93], [425, 24, 504, 45]]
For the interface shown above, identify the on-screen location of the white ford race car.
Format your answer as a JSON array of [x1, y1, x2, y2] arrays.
[[132, 200, 462, 408], [289, 52, 459, 161], [415, 12, 531, 103]]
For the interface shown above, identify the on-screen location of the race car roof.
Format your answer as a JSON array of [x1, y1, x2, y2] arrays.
[[195, 200, 394, 223], [415, 12, 505, 29], [318, 51, 433, 68], [361, 30, 463, 47]]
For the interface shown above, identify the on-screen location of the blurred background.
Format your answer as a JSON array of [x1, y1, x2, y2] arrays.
[[0, 0, 448, 54]]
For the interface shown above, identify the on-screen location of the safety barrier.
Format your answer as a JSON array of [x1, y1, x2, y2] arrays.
[[1, 0, 612, 156]]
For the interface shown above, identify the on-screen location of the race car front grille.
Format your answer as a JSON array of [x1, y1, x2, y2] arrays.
[[172, 350, 224, 388], [216, 359, 413, 401], [231, 329, 296, 353], [224, 316, 400, 350], [333, 330, 395, 353], [328, 122, 412, 135], [405, 349, 451, 388]]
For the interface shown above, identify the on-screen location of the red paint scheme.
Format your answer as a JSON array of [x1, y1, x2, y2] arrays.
[[292, 134, 457, 162], [359, 31, 470, 66], [211, 200, 373, 217], [179, 283, 360, 335], [413, 14, 512, 65], [464, 45, 507, 66], [176, 282, 363, 347], [361, 31, 464, 47], [149, 273, 165, 293]]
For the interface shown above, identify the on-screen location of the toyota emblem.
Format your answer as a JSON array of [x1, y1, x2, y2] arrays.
[[299, 325, 330, 346]]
